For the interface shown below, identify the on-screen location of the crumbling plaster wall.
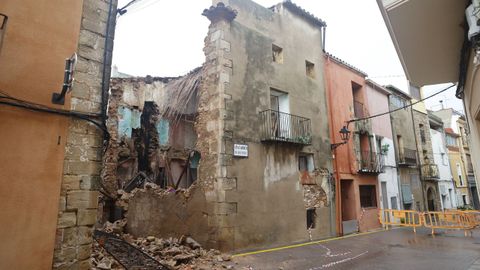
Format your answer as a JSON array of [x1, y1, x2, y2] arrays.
[[199, 0, 334, 251], [104, 76, 200, 193], [104, 73, 210, 244]]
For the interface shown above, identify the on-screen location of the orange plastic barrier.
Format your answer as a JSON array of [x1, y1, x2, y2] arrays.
[[461, 210, 480, 227], [422, 211, 476, 236], [378, 209, 423, 232]]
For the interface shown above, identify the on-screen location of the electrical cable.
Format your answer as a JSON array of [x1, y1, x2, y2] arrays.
[[117, 0, 141, 14], [348, 83, 457, 124], [124, 0, 160, 15], [0, 91, 109, 137]]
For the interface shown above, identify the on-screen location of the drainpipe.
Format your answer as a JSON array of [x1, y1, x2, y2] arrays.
[[322, 26, 326, 51], [101, 0, 116, 141], [328, 172, 336, 237]]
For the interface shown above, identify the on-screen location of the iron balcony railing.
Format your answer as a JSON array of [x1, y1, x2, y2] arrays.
[[356, 151, 384, 173], [421, 164, 439, 179], [259, 110, 312, 145], [353, 100, 365, 118], [399, 148, 417, 165]]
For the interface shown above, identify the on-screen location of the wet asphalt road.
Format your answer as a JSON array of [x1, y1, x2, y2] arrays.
[[232, 228, 480, 270]]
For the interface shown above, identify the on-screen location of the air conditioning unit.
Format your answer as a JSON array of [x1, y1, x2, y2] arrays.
[[466, 1, 480, 40]]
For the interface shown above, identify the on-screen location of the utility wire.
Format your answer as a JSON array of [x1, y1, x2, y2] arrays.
[[0, 91, 109, 137], [348, 83, 457, 124], [117, 0, 141, 14]]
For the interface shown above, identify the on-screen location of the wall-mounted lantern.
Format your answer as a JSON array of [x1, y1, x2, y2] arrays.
[[331, 124, 351, 150]]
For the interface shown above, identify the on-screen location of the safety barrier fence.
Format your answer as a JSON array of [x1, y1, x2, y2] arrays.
[[378, 209, 480, 236]]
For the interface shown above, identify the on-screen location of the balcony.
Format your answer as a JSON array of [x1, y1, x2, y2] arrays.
[[421, 164, 439, 180], [398, 148, 417, 166], [259, 110, 312, 145], [356, 151, 384, 174]]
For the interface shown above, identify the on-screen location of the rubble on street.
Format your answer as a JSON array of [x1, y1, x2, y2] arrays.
[[92, 222, 235, 270]]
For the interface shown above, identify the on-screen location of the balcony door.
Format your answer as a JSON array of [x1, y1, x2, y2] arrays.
[[270, 89, 289, 139]]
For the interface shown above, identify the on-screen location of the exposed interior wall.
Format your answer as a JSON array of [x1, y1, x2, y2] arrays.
[[0, 1, 84, 269]]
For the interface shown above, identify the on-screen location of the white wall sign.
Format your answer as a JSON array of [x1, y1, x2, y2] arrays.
[[234, 143, 248, 157]]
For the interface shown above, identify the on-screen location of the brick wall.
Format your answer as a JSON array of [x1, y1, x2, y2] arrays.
[[52, 0, 117, 268]]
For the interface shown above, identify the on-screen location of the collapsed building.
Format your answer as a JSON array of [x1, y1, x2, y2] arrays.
[[101, 0, 335, 252]]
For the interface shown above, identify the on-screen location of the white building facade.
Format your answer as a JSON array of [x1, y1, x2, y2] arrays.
[[429, 125, 457, 210]]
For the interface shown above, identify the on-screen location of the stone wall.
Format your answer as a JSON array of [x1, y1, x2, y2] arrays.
[[53, 0, 118, 268], [196, 3, 238, 250]]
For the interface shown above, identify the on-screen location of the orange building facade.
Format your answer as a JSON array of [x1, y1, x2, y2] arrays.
[[324, 54, 382, 235], [0, 0, 117, 269]]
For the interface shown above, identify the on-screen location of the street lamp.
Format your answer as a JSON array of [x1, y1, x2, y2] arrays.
[[331, 125, 351, 150]]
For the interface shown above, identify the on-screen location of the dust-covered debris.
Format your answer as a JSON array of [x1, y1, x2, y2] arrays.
[[91, 241, 124, 270], [116, 182, 195, 212], [93, 230, 237, 270]]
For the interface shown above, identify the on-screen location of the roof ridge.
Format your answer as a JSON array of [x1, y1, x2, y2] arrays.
[[324, 52, 368, 77]]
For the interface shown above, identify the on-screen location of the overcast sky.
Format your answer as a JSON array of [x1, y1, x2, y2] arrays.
[[112, 0, 464, 112]]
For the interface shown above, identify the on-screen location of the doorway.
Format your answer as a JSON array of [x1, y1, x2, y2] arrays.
[[381, 182, 388, 209], [427, 187, 436, 211], [341, 179, 357, 234]]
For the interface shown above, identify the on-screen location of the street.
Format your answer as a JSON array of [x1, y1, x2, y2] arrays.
[[232, 228, 480, 270]]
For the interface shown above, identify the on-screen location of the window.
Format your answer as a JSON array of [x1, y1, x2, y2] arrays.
[[463, 195, 468, 206], [272, 44, 283, 64], [299, 153, 314, 172], [305, 60, 315, 79], [457, 163, 464, 186], [390, 196, 398, 210], [306, 208, 316, 229], [419, 124, 426, 144], [0, 14, 7, 54], [390, 95, 406, 109], [401, 184, 413, 204], [446, 135, 457, 147], [409, 84, 421, 100], [359, 185, 377, 208], [397, 135, 404, 159], [441, 153, 448, 166]]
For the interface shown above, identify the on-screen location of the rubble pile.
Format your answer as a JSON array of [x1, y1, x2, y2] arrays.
[[125, 235, 233, 270], [92, 219, 235, 270], [116, 182, 194, 211], [91, 241, 124, 270]]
